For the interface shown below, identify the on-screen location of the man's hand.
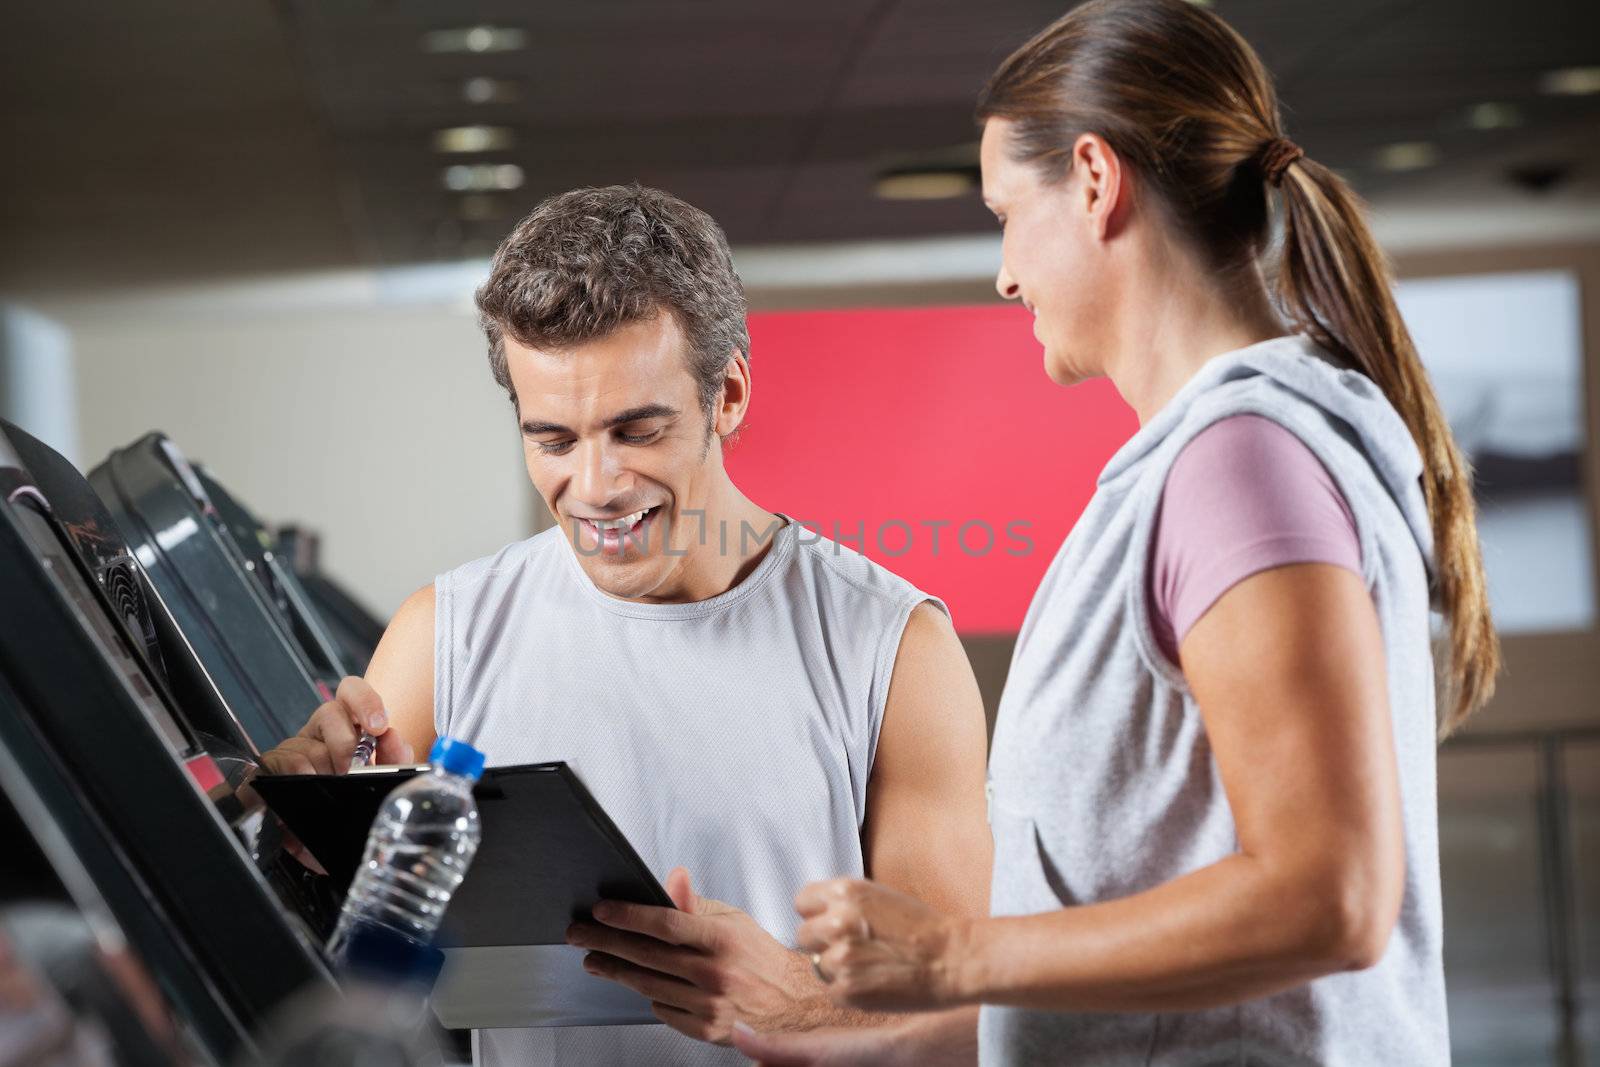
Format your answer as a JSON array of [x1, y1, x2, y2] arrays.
[[255, 676, 414, 874], [565, 867, 850, 1045], [794, 878, 973, 1013], [258, 676, 414, 776]]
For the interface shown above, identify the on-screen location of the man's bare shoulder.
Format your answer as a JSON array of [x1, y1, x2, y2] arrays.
[[365, 582, 437, 759], [896, 600, 960, 660], [390, 582, 435, 633]]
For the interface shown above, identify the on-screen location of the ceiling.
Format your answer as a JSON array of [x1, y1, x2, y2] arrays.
[[3, 0, 1597, 296]]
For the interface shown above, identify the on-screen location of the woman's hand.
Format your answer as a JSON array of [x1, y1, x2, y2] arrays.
[[794, 878, 976, 1013]]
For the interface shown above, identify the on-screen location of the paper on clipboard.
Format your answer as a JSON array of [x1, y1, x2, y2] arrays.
[[432, 944, 659, 1029]]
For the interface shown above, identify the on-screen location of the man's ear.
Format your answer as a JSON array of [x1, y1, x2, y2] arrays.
[[714, 349, 751, 439]]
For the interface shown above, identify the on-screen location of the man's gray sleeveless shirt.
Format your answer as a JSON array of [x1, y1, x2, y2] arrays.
[[435, 519, 937, 1066]]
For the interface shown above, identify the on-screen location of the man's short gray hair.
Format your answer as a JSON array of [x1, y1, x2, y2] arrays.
[[475, 184, 750, 420]]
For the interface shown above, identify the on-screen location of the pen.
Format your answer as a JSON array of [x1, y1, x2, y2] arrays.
[[350, 726, 379, 769]]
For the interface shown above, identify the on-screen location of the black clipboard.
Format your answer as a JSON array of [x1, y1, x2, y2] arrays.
[[251, 761, 674, 948]]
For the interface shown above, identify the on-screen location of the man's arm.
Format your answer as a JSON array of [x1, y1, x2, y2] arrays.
[[802, 601, 988, 1060], [258, 582, 437, 775], [566, 601, 993, 1051], [363, 582, 438, 763], [862, 601, 992, 919]]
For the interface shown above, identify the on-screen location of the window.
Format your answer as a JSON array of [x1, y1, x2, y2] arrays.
[[1399, 270, 1593, 633]]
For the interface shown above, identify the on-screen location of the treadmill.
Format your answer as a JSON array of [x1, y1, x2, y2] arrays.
[[0, 423, 335, 1064], [1, 732, 209, 1067], [277, 525, 386, 675], [88, 433, 346, 750]]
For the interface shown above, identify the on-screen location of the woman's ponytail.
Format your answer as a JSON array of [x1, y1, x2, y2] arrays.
[[979, 0, 1501, 735], [1274, 155, 1499, 735]]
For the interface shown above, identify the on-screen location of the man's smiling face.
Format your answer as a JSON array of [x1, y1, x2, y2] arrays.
[[508, 311, 733, 602]]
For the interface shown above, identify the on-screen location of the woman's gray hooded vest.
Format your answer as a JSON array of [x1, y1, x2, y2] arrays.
[[982, 335, 1448, 1065]]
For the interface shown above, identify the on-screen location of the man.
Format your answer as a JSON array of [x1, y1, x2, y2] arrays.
[[263, 185, 992, 1065]]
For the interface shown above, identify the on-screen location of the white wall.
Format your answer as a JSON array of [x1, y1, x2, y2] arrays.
[[59, 305, 533, 618], [1, 305, 81, 466], [37, 235, 1594, 628]]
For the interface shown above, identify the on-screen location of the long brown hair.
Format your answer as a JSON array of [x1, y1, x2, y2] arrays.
[[977, 0, 1497, 734]]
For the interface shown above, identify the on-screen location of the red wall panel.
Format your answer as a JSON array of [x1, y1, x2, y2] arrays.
[[729, 305, 1138, 633]]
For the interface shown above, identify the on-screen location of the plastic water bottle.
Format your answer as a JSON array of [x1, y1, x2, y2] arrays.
[[325, 737, 485, 977]]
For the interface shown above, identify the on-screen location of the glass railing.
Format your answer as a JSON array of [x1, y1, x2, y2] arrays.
[[1441, 725, 1600, 1066]]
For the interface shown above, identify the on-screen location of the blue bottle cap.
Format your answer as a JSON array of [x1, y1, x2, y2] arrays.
[[428, 737, 486, 781]]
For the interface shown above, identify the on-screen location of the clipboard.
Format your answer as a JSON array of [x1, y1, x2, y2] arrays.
[[252, 761, 675, 1027]]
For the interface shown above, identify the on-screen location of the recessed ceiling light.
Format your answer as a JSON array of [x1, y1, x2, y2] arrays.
[[1466, 102, 1522, 130], [422, 25, 526, 54], [464, 77, 520, 105], [1540, 67, 1600, 96], [443, 164, 524, 192], [875, 169, 979, 201], [433, 125, 515, 153], [1373, 141, 1439, 172]]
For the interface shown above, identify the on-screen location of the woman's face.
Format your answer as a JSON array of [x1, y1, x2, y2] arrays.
[[980, 117, 1111, 386]]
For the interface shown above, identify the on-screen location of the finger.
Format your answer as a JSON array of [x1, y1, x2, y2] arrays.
[[794, 878, 854, 918], [795, 914, 848, 954], [280, 751, 317, 776], [335, 676, 388, 735], [820, 943, 857, 999], [665, 866, 698, 914], [256, 750, 291, 776], [375, 729, 414, 768], [582, 953, 710, 1015], [828, 911, 870, 945], [319, 705, 358, 775], [278, 737, 335, 776], [650, 1001, 720, 1045], [591, 900, 709, 949], [566, 922, 706, 983], [307, 700, 358, 763], [730, 1024, 830, 1066], [262, 745, 318, 777]]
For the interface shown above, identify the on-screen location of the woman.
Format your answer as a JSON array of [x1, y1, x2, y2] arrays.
[[734, 0, 1497, 1063]]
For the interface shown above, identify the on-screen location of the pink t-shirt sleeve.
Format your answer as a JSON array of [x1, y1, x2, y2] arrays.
[[1149, 414, 1363, 663]]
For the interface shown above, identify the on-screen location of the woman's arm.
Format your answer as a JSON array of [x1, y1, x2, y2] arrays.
[[798, 561, 1406, 1014]]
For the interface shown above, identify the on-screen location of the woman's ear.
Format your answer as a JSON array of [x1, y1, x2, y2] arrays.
[[1071, 132, 1129, 242]]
